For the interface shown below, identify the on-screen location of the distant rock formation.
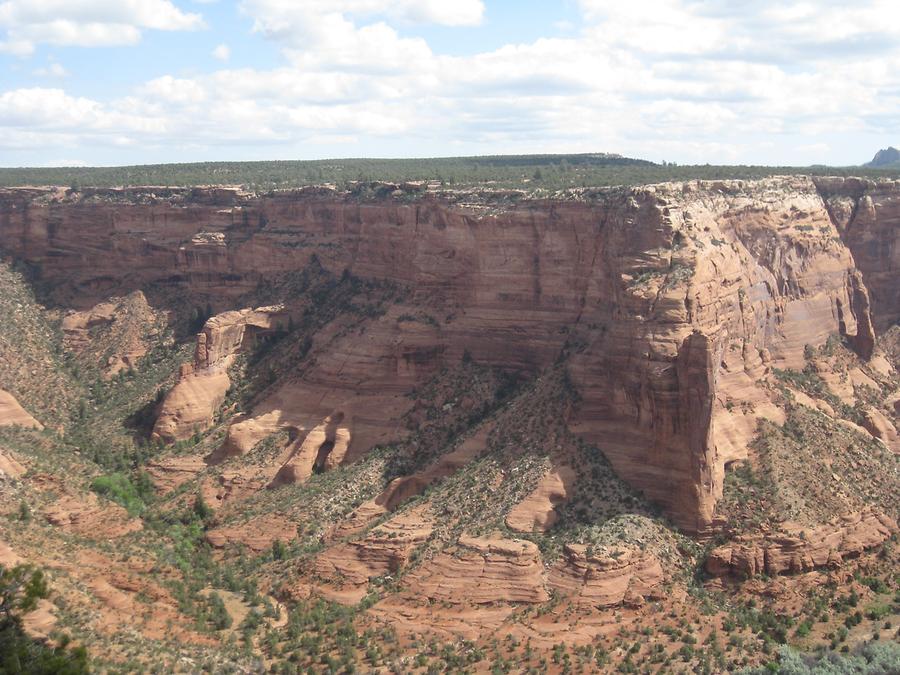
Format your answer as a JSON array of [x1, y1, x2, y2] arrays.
[[864, 146, 900, 167]]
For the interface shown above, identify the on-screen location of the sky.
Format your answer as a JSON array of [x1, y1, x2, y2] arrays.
[[0, 0, 899, 167]]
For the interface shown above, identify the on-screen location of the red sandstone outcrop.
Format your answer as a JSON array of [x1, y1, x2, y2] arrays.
[[145, 455, 208, 494], [815, 177, 900, 332], [22, 599, 58, 640], [326, 426, 493, 541], [407, 534, 549, 604], [862, 408, 900, 453], [2, 178, 897, 533], [506, 465, 575, 533], [268, 414, 351, 487], [206, 513, 298, 552], [44, 493, 143, 539], [61, 290, 162, 376], [213, 304, 432, 476], [0, 449, 25, 478], [379, 425, 491, 511], [548, 544, 665, 607], [151, 363, 231, 443], [706, 510, 896, 577], [0, 389, 42, 430], [315, 505, 433, 590], [151, 306, 286, 442]]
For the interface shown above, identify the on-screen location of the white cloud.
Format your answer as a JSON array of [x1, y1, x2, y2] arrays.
[[211, 42, 229, 61], [241, 0, 484, 31], [32, 61, 67, 77], [579, 0, 900, 59], [2, 0, 900, 165], [241, 2, 439, 74], [139, 75, 208, 105], [43, 157, 88, 166], [0, 0, 204, 55]]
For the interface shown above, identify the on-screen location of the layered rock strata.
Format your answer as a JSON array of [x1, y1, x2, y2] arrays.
[[151, 306, 286, 442], [548, 545, 665, 607], [506, 466, 575, 533], [407, 534, 549, 604], [706, 510, 897, 577], [2, 177, 898, 532], [815, 177, 900, 331], [61, 290, 161, 376], [315, 505, 434, 587]]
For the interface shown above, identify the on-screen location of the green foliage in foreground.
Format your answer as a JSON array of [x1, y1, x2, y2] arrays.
[[89, 471, 154, 515], [0, 565, 89, 674], [743, 642, 900, 674], [2, 154, 899, 191]]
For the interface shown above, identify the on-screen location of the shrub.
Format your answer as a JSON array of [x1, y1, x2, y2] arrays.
[[17, 500, 31, 523], [193, 494, 213, 522], [272, 539, 288, 561], [90, 472, 146, 515], [741, 642, 900, 674], [208, 592, 232, 630], [0, 565, 89, 673]]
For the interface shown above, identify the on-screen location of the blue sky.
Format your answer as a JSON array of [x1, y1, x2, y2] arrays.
[[1, 0, 898, 167]]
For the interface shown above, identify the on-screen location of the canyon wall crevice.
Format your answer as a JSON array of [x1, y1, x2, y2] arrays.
[[1, 176, 896, 533]]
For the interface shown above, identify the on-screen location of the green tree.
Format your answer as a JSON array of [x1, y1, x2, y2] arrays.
[[208, 593, 232, 631], [193, 494, 213, 523], [271, 539, 287, 561], [17, 501, 31, 523], [0, 564, 89, 673]]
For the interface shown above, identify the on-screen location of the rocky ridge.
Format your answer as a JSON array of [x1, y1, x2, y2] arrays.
[[2, 176, 898, 534]]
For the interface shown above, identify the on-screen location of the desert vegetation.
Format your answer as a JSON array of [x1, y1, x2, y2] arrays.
[[2, 154, 900, 192]]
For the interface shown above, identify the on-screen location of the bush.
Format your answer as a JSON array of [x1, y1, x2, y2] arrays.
[[208, 592, 232, 630], [17, 500, 31, 523], [866, 604, 890, 621], [272, 539, 287, 561], [193, 494, 213, 522], [0, 565, 89, 673], [90, 472, 148, 515], [741, 642, 900, 673]]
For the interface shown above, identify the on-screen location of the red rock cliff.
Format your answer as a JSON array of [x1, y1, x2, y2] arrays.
[[1, 177, 895, 533]]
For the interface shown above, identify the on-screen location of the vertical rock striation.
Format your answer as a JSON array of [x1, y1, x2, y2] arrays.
[[1, 177, 896, 532]]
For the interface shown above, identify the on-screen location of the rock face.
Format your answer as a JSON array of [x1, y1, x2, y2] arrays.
[[706, 511, 897, 578], [2, 177, 898, 533], [268, 413, 351, 487], [150, 363, 231, 444], [0, 389, 43, 430], [315, 505, 434, 588], [61, 290, 162, 377], [407, 534, 549, 604], [151, 306, 286, 442], [506, 466, 575, 533], [43, 493, 143, 539], [862, 408, 900, 453], [0, 449, 25, 478], [815, 177, 900, 331], [205, 513, 298, 552], [548, 545, 665, 607]]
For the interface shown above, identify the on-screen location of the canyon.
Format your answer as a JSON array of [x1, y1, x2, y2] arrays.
[[0, 175, 898, 671], [2, 177, 897, 528]]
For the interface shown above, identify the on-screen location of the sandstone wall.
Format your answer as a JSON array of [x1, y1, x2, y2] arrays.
[[2, 177, 896, 532], [815, 177, 900, 331]]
